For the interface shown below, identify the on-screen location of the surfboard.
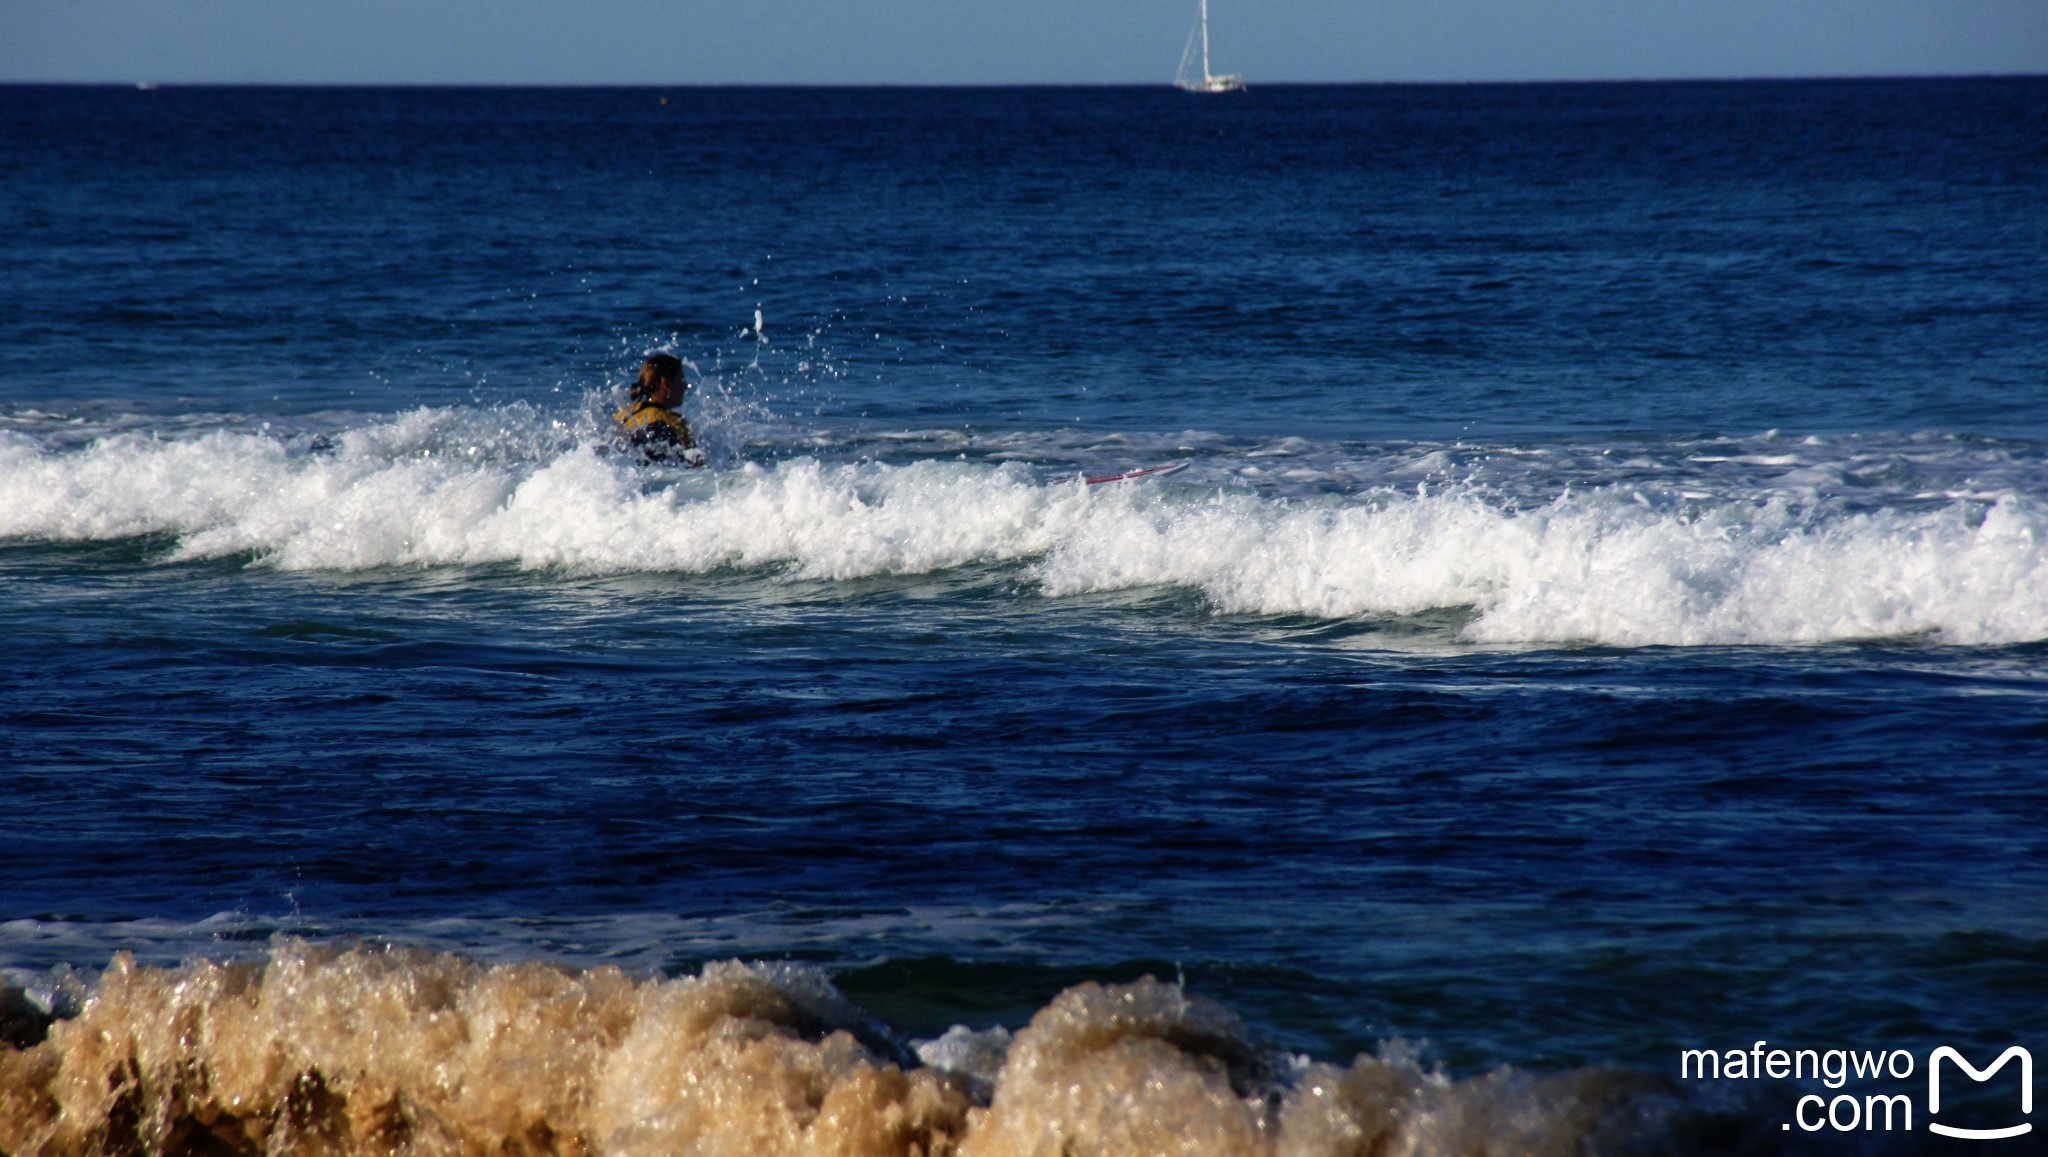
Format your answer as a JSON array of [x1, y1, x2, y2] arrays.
[[1081, 461, 1190, 486]]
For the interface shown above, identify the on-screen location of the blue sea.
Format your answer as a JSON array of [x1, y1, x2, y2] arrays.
[[2, 79, 2046, 1154]]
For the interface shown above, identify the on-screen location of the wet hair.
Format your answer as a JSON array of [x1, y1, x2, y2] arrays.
[[643, 354, 683, 383], [632, 354, 685, 401]]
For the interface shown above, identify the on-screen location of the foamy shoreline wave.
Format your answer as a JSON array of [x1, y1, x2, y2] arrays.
[[3, 411, 2044, 647], [0, 941, 1683, 1156]]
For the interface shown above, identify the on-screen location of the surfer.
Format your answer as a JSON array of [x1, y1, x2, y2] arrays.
[[614, 354, 705, 466]]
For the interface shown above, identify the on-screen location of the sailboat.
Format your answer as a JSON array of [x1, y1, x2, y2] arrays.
[[1175, 0, 1245, 93]]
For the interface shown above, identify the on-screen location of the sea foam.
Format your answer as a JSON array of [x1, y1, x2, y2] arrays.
[[3, 414, 2043, 647], [0, 942, 1679, 1157]]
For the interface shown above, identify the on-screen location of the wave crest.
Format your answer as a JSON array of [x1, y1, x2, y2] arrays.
[[0, 942, 1680, 1157], [3, 417, 2044, 646]]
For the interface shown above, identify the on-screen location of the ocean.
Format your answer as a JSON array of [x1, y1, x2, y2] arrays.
[[2, 79, 2045, 1154]]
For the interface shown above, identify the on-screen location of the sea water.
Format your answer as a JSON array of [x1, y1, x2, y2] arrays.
[[1, 80, 2045, 1153]]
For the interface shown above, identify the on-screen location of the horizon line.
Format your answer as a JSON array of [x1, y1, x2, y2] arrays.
[[5, 71, 2045, 90]]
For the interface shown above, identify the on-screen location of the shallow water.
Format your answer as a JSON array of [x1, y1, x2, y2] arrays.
[[3, 79, 2046, 1152]]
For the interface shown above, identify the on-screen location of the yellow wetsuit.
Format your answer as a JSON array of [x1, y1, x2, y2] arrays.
[[614, 401, 696, 461]]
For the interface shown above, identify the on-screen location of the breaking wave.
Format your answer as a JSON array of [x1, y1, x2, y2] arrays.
[[2, 409, 2044, 647], [0, 941, 1685, 1157]]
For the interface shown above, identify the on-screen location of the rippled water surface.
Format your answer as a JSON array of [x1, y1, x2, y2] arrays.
[[3, 80, 2046, 1152]]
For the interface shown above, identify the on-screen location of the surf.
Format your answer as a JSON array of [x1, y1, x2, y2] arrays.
[[3, 409, 2044, 648], [0, 940, 1687, 1157]]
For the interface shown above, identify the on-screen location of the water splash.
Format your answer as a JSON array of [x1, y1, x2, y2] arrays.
[[0, 942, 1686, 1156]]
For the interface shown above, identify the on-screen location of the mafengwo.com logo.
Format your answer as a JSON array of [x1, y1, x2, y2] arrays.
[[1681, 1042, 2031, 1139]]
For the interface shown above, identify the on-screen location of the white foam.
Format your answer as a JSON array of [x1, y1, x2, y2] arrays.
[[1038, 486, 2048, 646], [914, 1023, 1014, 1097], [4, 415, 2045, 647]]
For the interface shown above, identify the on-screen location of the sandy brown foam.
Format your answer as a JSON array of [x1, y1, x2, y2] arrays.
[[0, 941, 1673, 1155]]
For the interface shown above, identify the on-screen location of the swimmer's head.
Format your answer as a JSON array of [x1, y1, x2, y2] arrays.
[[632, 354, 685, 404]]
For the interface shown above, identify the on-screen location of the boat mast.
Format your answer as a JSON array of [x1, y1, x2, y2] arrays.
[[1175, 0, 1241, 92]]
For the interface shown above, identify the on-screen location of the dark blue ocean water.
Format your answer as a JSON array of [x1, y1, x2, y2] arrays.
[[3, 80, 2048, 1147]]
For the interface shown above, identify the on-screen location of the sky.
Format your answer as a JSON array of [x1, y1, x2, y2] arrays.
[[2, 0, 2044, 85]]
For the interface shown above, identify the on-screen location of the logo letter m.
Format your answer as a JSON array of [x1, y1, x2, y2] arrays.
[[1930, 1046, 2033, 1140]]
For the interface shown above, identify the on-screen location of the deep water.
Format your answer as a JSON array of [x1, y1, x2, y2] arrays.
[[2, 79, 2047, 1152]]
